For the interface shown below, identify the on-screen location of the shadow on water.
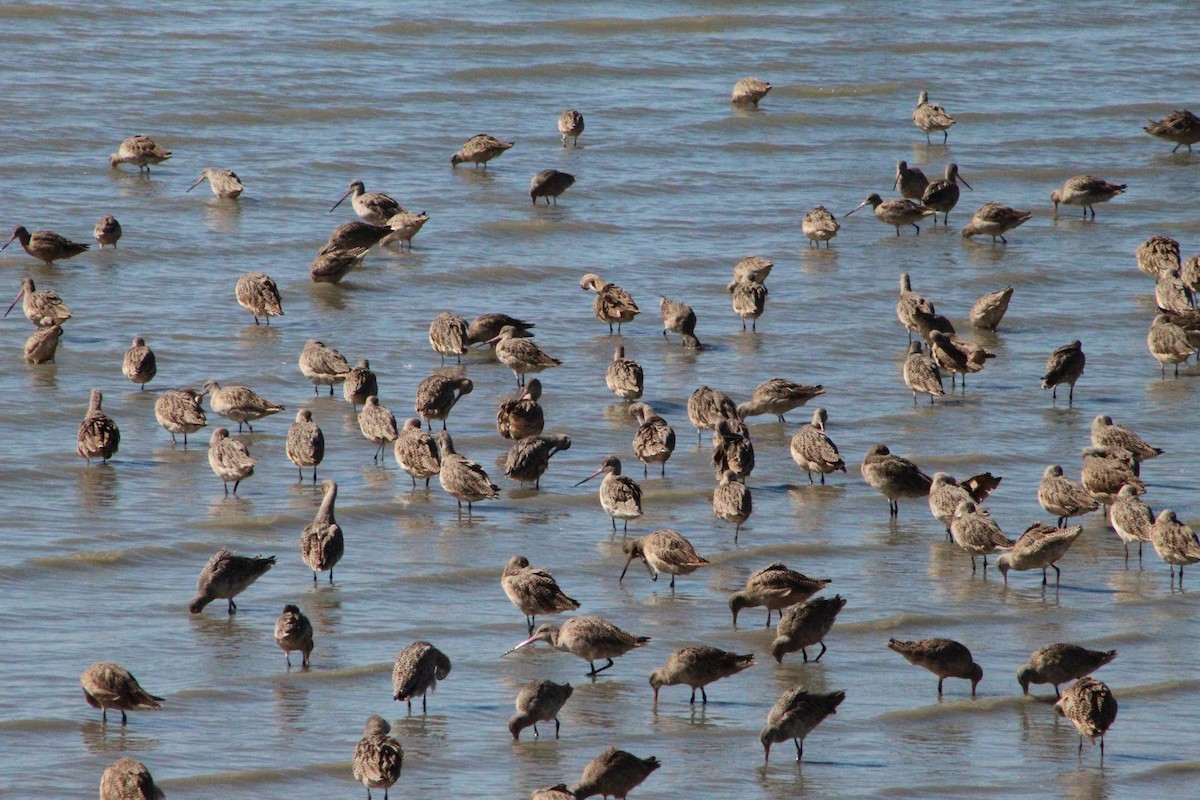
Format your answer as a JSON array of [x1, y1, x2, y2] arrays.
[[80, 720, 159, 757]]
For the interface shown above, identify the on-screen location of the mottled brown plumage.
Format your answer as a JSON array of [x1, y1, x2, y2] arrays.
[[274, 604, 314, 667], [428, 312, 470, 364], [77, 389, 120, 463], [81, 663, 163, 725], [109, 134, 171, 172], [496, 379, 544, 439], [437, 430, 499, 511], [888, 637, 983, 695], [235, 271, 283, 325], [649, 646, 754, 704], [770, 594, 846, 664], [509, 679, 574, 739], [737, 378, 824, 422], [1018, 644, 1116, 698], [1055, 677, 1118, 759], [189, 549, 274, 614], [301, 480, 343, 583], [504, 434, 571, 488], [629, 402, 675, 477], [99, 757, 164, 800], [451, 133, 514, 166], [505, 615, 649, 676], [155, 387, 207, 445], [352, 715, 403, 799], [760, 687, 844, 763], [391, 641, 452, 712], [122, 337, 156, 389], [415, 375, 472, 430], [204, 380, 284, 433], [501, 555, 580, 632], [285, 409, 324, 482], [394, 418, 440, 488], [730, 563, 831, 627], [861, 444, 932, 516]]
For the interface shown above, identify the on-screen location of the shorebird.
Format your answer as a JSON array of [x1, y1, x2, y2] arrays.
[[122, 337, 156, 389], [921, 163, 972, 224], [1055, 678, 1118, 760], [394, 418, 440, 488], [189, 549, 275, 613], [760, 687, 844, 764], [437, 430, 499, 511], [1081, 447, 1145, 508], [572, 748, 659, 800], [504, 615, 649, 676], [770, 594, 846, 664], [927, 330, 993, 387], [1137, 234, 1181, 278], [730, 564, 831, 627], [1018, 645, 1117, 698], [504, 434, 572, 489], [961, 202, 1032, 243], [737, 378, 824, 422], [323, 220, 393, 253], [861, 444, 932, 516], [731, 76, 771, 105], [950, 500, 1014, 571], [1051, 175, 1126, 218], [913, 91, 954, 143], [650, 646, 754, 704], [620, 529, 708, 589], [23, 324, 61, 364], [496, 380, 544, 439], [687, 386, 737, 444], [1148, 313, 1196, 376], [894, 160, 929, 200], [6, 277, 71, 326], [1110, 485, 1154, 562], [81, 663, 163, 725], [927, 472, 1002, 537], [235, 272, 283, 325], [1144, 109, 1200, 152], [903, 341, 944, 403], [207, 428, 254, 494], [896, 273, 938, 343], [605, 346, 643, 401], [802, 206, 840, 247], [93, 215, 121, 249], [381, 209, 428, 250], [274, 604, 314, 667], [969, 287, 1014, 330], [1037, 465, 1099, 526], [629, 402, 675, 477], [1179, 255, 1200, 299], [888, 638, 983, 696], [359, 396, 398, 462], [352, 716, 404, 800], [415, 375, 473, 430], [1150, 509, 1200, 580], [509, 679, 573, 739], [108, 134, 171, 172], [1091, 415, 1162, 464], [730, 255, 773, 286], [330, 180, 402, 226], [488, 325, 561, 385], [558, 109, 585, 146], [581, 273, 640, 333], [299, 339, 351, 396], [392, 641, 452, 712], [1041, 340, 1085, 402], [790, 408, 846, 485], [451, 133, 514, 167], [99, 757, 164, 800], [155, 387, 207, 445], [997, 522, 1083, 585], [204, 380, 284, 433], [576, 455, 643, 533], [502, 555, 580, 632], [283, 410, 324, 482], [343, 360, 378, 409], [713, 470, 752, 540], [729, 279, 767, 331], [1155, 268, 1194, 314], [187, 168, 243, 198], [467, 313, 535, 346], [846, 193, 935, 235], [531, 786, 574, 800], [77, 389, 120, 464], [310, 247, 365, 283], [428, 312, 470, 365], [301, 479, 343, 583], [530, 169, 575, 204], [712, 418, 754, 481]]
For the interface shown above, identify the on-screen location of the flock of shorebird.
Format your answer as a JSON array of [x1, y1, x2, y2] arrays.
[[13, 82, 1200, 799]]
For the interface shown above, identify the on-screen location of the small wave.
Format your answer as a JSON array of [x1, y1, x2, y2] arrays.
[[878, 693, 1024, 721]]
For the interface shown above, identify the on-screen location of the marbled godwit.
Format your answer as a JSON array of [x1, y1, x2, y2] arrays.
[[903, 341, 944, 403], [1091, 415, 1162, 464], [502, 555, 580, 632], [343, 360, 378, 409], [428, 312, 470, 365], [1110, 484, 1154, 562], [737, 378, 825, 422], [505, 615, 649, 676], [510, 679, 574, 739], [581, 273, 640, 334], [109, 134, 171, 172], [489, 325, 561, 385], [310, 247, 366, 283], [324, 220, 393, 253], [650, 646, 754, 704], [861, 444, 932, 516], [187, 168, 243, 198], [330, 180, 402, 226], [78, 389, 120, 464], [950, 499, 1014, 571], [687, 386, 737, 444], [896, 272, 936, 343], [531, 786, 574, 800], [381, 209, 429, 250], [790, 407, 845, 485], [731, 76, 771, 105], [1041, 340, 1085, 402], [1037, 465, 1099, 526], [359, 396, 398, 462], [81, 663, 163, 725], [207, 428, 254, 494], [846, 193, 935, 235], [962, 203, 1032, 243], [504, 434, 572, 488], [927, 472, 1002, 537], [1181, 255, 1200, 297], [572, 748, 659, 800], [1136, 234, 1180, 278], [392, 641, 452, 712], [969, 286, 1014, 330], [1051, 175, 1126, 219], [299, 339, 351, 396], [99, 757, 164, 800], [605, 346, 643, 401], [497, 379, 544, 439], [437, 429, 499, 511], [6, 277, 71, 326], [451, 133, 514, 167], [353, 716, 403, 800], [997, 522, 1083, 585], [155, 387, 206, 445], [203, 380, 284, 433], [927, 330, 993, 387], [23, 324, 61, 364], [415, 375, 472, 430], [1150, 509, 1200, 580], [235, 272, 283, 325], [1144, 109, 1200, 152], [712, 418, 754, 481], [301, 479, 343, 583], [394, 418, 440, 488], [713, 470, 752, 540], [530, 170, 575, 204], [620, 529, 708, 589], [1018, 644, 1117, 698], [1148, 313, 1196, 376], [912, 302, 955, 343], [888, 638, 982, 696], [1081, 447, 1145, 508], [1055, 678, 1117, 760], [802, 206, 840, 247], [1156, 268, 1194, 314], [920, 163, 971, 224], [629, 402, 674, 477], [467, 313, 535, 346], [122, 337, 156, 389], [729, 279, 767, 331], [731, 255, 773, 286], [274, 604, 314, 667], [913, 91, 954, 143], [760, 687, 844, 763], [93, 215, 121, 249], [771, 594, 845, 664], [189, 548, 275, 613], [730, 563, 831, 627], [893, 160, 929, 200], [558, 109, 584, 146]]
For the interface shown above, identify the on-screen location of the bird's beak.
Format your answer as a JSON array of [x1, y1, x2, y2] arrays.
[[844, 201, 867, 218], [4, 289, 25, 317], [762, 742, 771, 764], [652, 685, 660, 703], [573, 468, 605, 487], [0, 232, 16, 251], [186, 175, 206, 193], [958, 174, 973, 190], [502, 633, 541, 657], [645, 559, 657, 580], [892, 172, 900, 190], [619, 552, 635, 582], [330, 188, 353, 213], [485, 334, 501, 345]]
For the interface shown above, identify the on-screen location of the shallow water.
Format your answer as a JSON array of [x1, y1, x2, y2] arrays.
[[1, 2, 1199, 798]]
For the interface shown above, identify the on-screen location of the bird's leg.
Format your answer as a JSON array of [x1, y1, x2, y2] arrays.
[[228, 598, 237, 614], [533, 723, 540, 737], [329, 569, 335, 585], [1041, 567, 1047, 585], [555, 717, 560, 738], [689, 687, 696, 704], [795, 739, 803, 761], [312, 571, 318, 584], [814, 642, 827, 662], [970, 555, 977, 573], [101, 708, 107, 723], [1052, 564, 1061, 584], [1000, 235, 1008, 244], [913, 224, 921, 235], [820, 473, 825, 485], [297, 467, 303, 481], [286, 653, 292, 667], [1069, 384, 1074, 404], [938, 678, 944, 695], [121, 710, 128, 726], [801, 647, 809, 663], [661, 463, 666, 477], [223, 480, 230, 496], [670, 574, 676, 589]]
